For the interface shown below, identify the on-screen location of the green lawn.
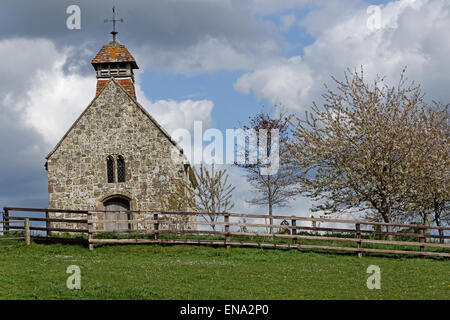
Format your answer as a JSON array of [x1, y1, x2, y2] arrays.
[[0, 240, 448, 300]]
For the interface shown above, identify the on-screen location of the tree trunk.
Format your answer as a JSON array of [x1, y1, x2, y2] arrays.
[[268, 200, 273, 234], [423, 213, 431, 243], [437, 226, 444, 244], [378, 197, 394, 240], [268, 179, 273, 234], [435, 210, 444, 244], [385, 224, 393, 241], [381, 208, 393, 241], [210, 214, 216, 232]]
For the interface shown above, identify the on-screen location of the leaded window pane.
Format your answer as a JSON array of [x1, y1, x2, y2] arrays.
[[117, 156, 125, 183], [107, 156, 114, 183]]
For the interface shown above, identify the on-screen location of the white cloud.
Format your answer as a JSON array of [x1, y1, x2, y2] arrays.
[[299, 0, 363, 37], [136, 85, 215, 167], [0, 38, 61, 105], [135, 36, 279, 74], [21, 67, 96, 146], [280, 14, 297, 32], [146, 99, 214, 134], [1, 38, 215, 150], [235, 0, 450, 112], [0, 1, 306, 76], [134, 81, 214, 134], [0, 39, 96, 146], [234, 56, 314, 109], [244, 0, 311, 14]]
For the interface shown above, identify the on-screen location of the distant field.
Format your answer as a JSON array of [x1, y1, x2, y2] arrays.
[[0, 240, 448, 300]]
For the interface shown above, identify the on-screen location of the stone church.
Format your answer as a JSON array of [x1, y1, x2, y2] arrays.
[[45, 30, 197, 231]]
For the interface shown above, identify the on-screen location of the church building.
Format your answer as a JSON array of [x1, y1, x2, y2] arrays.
[[45, 26, 197, 231]]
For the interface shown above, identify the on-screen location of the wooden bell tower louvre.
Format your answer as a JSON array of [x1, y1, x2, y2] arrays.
[[91, 7, 139, 99]]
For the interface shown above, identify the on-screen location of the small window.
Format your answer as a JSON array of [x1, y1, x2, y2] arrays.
[[117, 156, 125, 183], [107, 156, 115, 183]]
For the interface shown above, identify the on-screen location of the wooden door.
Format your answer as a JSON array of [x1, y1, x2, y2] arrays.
[[103, 197, 130, 232]]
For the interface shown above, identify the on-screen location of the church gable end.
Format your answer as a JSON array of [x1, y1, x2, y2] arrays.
[[47, 78, 190, 213]]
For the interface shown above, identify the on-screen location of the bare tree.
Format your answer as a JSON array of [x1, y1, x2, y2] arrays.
[[194, 163, 235, 231], [287, 67, 440, 237], [236, 112, 299, 233], [156, 181, 196, 231], [156, 181, 194, 212]]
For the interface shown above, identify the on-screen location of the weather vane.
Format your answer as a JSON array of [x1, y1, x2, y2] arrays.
[[104, 6, 123, 44]]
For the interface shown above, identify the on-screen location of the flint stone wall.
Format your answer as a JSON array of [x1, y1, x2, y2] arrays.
[[46, 80, 195, 232]]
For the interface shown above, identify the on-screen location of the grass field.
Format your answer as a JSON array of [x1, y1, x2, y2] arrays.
[[0, 240, 449, 300]]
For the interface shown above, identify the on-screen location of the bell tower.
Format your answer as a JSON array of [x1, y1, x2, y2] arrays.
[[91, 7, 139, 99]]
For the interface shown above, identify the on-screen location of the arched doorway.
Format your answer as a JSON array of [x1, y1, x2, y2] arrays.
[[103, 197, 131, 232]]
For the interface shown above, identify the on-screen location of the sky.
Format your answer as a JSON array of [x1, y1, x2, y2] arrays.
[[0, 0, 449, 219]]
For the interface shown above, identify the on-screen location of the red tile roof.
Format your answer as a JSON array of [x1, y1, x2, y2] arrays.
[[96, 78, 136, 99], [92, 45, 139, 69]]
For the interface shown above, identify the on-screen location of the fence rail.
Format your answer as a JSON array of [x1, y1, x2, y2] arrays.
[[2, 206, 449, 258], [0, 219, 28, 244]]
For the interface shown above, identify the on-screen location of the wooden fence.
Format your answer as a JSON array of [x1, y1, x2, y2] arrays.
[[2, 207, 88, 244], [0, 218, 29, 245], [2, 207, 450, 258]]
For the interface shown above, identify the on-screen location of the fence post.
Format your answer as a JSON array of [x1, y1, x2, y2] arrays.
[[419, 227, 425, 257], [291, 218, 297, 246], [24, 218, 30, 246], [45, 209, 50, 237], [438, 227, 444, 244], [154, 213, 159, 243], [312, 220, 317, 235], [225, 214, 230, 250], [3, 207, 9, 235], [87, 212, 94, 251], [356, 223, 362, 258], [1, 210, 4, 236]]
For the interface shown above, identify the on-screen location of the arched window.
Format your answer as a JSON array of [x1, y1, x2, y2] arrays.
[[117, 156, 125, 183], [107, 156, 115, 183]]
